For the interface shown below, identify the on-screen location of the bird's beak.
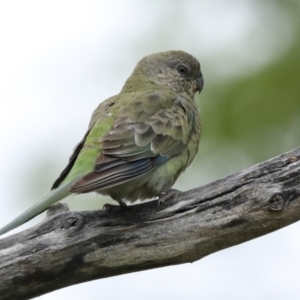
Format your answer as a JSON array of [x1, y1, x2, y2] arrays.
[[196, 74, 204, 93]]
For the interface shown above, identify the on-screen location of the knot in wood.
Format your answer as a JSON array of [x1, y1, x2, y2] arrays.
[[268, 193, 285, 211], [61, 217, 79, 230], [288, 156, 298, 163]]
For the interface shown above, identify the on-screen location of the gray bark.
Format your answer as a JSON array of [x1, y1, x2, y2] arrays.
[[0, 147, 300, 300]]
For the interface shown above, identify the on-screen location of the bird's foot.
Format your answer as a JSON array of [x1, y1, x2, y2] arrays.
[[157, 188, 181, 206], [103, 200, 127, 211]]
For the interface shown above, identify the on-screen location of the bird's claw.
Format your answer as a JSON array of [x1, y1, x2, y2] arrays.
[[157, 189, 180, 206], [103, 200, 127, 211]]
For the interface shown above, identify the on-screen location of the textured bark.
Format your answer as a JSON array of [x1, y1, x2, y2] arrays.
[[0, 147, 300, 300]]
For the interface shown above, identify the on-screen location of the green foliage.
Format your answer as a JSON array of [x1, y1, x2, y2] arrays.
[[200, 14, 300, 166]]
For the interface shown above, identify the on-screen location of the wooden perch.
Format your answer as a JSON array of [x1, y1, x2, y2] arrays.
[[0, 147, 300, 300]]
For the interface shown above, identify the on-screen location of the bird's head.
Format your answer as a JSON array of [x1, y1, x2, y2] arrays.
[[124, 50, 203, 99]]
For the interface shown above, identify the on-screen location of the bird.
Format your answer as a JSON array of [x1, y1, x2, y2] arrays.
[[0, 50, 203, 236]]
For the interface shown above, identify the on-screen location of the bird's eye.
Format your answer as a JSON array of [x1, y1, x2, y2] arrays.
[[177, 65, 188, 74]]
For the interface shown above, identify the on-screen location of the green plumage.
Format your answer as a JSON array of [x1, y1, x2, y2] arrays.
[[0, 50, 203, 236]]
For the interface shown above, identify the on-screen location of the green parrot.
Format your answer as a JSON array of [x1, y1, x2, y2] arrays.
[[0, 50, 203, 236]]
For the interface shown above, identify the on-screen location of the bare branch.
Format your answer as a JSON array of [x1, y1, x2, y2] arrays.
[[0, 147, 300, 300]]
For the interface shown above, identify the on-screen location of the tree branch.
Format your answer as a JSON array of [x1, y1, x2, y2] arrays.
[[0, 147, 300, 300]]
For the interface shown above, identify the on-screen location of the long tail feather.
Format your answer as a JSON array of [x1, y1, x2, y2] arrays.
[[0, 180, 76, 236]]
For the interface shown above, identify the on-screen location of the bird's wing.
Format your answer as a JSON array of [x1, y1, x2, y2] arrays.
[[70, 89, 193, 193], [51, 96, 117, 190]]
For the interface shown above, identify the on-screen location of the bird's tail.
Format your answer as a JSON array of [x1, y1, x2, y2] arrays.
[[0, 180, 76, 236]]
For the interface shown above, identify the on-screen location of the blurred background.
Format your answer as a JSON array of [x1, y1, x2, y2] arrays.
[[0, 0, 299, 299]]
